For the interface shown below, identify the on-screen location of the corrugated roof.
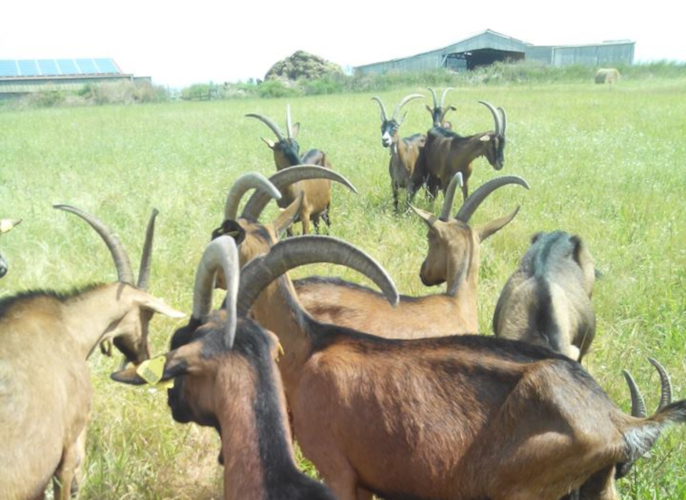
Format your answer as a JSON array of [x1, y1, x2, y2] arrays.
[[0, 58, 123, 79]]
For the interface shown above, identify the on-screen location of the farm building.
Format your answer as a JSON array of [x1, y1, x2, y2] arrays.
[[0, 58, 139, 99], [354, 30, 635, 76]]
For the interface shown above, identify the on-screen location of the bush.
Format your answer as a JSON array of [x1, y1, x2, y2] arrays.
[[255, 79, 301, 99]]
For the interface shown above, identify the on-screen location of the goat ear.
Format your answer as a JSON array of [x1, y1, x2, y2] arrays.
[[476, 206, 520, 242], [410, 205, 437, 228], [570, 235, 596, 295], [272, 193, 304, 236], [260, 137, 276, 149], [136, 293, 186, 319], [290, 122, 300, 138], [531, 232, 543, 244], [425, 104, 433, 114]]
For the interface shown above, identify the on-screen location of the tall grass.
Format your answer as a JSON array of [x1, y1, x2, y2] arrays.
[[1, 77, 684, 499]]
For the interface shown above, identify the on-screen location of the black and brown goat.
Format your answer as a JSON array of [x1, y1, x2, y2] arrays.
[[293, 173, 529, 338], [493, 230, 597, 361], [0, 206, 184, 500], [231, 230, 686, 500], [371, 93, 426, 210], [112, 236, 336, 500], [246, 106, 341, 235], [425, 86, 456, 128], [0, 218, 22, 278], [409, 100, 507, 202]]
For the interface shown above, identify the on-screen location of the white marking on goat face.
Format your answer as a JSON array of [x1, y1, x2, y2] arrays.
[[381, 130, 393, 147]]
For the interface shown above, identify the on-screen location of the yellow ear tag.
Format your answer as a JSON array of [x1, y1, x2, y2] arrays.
[[135, 355, 174, 390], [276, 342, 285, 361]]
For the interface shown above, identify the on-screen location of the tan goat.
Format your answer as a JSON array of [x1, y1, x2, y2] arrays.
[[233, 231, 686, 500], [409, 100, 507, 202], [0, 218, 22, 278], [246, 106, 341, 235], [371, 93, 426, 210], [595, 68, 621, 84], [0, 206, 184, 500], [112, 236, 337, 500], [293, 173, 529, 338], [493, 230, 597, 361]]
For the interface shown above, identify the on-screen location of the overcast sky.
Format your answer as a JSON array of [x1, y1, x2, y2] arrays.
[[2, 0, 683, 88]]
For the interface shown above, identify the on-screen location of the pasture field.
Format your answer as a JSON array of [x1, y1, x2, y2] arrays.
[[1, 77, 685, 499]]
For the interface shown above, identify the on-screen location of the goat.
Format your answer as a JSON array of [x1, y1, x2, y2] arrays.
[[292, 173, 529, 338], [426, 87, 456, 128], [0, 218, 22, 278], [231, 231, 686, 500], [371, 93, 426, 210], [0, 205, 184, 500], [111, 236, 336, 500], [409, 99, 507, 202], [246, 106, 341, 235], [595, 68, 621, 84], [493, 230, 597, 361]]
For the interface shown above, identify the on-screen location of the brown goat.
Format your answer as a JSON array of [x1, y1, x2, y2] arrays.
[[246, 106, 340, 235], [293, 173, 529, 338], [0, 206, 183, 500], [0, 218, 22, 279], [233, 232, 686, 500], [112, 236, 336, 500], [493, 230, 597, 361], [371, 93, 426, 210], [409, 100, 507, 202]]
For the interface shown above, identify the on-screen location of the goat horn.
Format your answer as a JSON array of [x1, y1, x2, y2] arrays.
[[136, 208, 158, 291], [224, 172, 282, 220], [54, 204, 134, 284], [498, 106, 507, 138], [623, 370, 648, 418], [440, 87, 454, 108], [192, 235, 239, 348], [427, 87, 439, 109], [439, 172, 463, 221], [392, 94, 424, 120], [286, 105, 293, 140], [478, 100, 502, 136], [241, 165, 357, 221], [455, 175, 530, 222], [245, 113, 286, 142], [648, 358, 673, 410], [237, 235, 399, 316], [371, 97, 389, 122]]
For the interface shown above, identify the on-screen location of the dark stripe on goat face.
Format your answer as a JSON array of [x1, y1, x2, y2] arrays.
[[274, 139, 301, 167]]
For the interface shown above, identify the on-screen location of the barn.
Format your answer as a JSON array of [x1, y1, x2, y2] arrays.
[[354, 30, 635, 76], [0, 58, 137, 99]]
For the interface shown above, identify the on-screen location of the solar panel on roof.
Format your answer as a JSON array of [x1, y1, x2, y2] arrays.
[[0, 60, 19, 77], [38, 60, 60, 75], [18, 60, 40, 77], [56, 59, 78, 75], [76, 58, 98, 74], [95, 58, 119, 73]]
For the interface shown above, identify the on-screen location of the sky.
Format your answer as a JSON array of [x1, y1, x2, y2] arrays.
[[2, 0, 684, 89]]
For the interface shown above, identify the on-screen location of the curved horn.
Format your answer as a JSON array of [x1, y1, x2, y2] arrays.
[[478, 100, 502, 136], [224, 172, 282, 220], [427, 87, 439, 109], [237, 235, 399, 316], [371, 97, 389, 122], [241, 165, 358, 221], [440, 87, 454, 108], [391, 94, 424, 120], [455, 175, 530, 222], [54, 204, 134, 284], [498, 106, 507, 138], [245, 113, 286, 142], [286, 105, 293, 140], [439, 173, 463, 221], [192, 235, 240, 348], [623, 370, 648, 418], [648, 358, 673, 411], [136, 208, 159, 291]]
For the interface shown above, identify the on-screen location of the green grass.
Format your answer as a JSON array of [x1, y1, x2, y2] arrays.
[[1, 77, 685, 499]]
